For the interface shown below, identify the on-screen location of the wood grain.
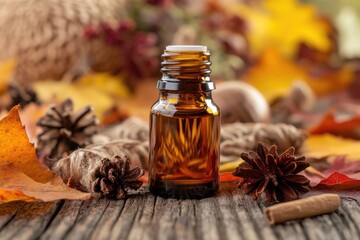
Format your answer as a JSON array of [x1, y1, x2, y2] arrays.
[[0, 184, 359, 240]]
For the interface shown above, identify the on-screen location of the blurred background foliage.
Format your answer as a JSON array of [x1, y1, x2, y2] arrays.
[[0, 0, 359, 124]]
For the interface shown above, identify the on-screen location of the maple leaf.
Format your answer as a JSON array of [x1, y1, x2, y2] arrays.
[[0, 106, 90, 203], [221, 0, 332, 57]]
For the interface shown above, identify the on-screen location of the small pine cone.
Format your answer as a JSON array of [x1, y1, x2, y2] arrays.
[[7, 83, 40, 109], [36, 99, 98, 160], [92, 155, 144, 199], [233, 143, 310, 203], [53, 148, 144, 199]]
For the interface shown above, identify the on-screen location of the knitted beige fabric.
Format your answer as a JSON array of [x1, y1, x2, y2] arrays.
[[92, 118, 306, 166], [0, 0, 126, 84]]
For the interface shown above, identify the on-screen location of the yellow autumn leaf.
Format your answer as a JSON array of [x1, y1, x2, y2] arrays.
[[221, 0, 332, 57], [33, 73, 130, 118], [306, 134, 360, 161], [243, 48, 308, 102], [243, 48, 353, 102], [0, 60, 15, 93], [79, 73, 130, 99], [220, 159, 243, 173]]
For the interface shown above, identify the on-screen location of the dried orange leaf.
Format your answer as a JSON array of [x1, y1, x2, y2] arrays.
[[0, 105, 53, 183], [0, 106, 90, 203], [306, 134, 360, 161], [0, 167, 90, 202], [0, 189, 35, 202]]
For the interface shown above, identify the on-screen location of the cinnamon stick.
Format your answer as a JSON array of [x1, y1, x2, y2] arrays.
[[265, 194, 340, 224]]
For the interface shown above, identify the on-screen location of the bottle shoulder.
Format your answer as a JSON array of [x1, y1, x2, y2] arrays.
[[151, 99, 220, 117]]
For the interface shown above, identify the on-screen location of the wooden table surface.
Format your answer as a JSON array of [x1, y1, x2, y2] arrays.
[[0, 183, 359, 240]]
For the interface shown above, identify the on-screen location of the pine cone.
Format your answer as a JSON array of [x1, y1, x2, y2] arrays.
[[233, 143, 310, 203], [7, 83, 40, 109], [36, 99, 98, 160], [92, 155, 144, 199]]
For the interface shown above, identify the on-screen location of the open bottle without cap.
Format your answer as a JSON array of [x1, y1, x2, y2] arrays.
[[149, 45, 220, 199]]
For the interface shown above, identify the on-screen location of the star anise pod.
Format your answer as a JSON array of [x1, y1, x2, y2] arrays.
[[36, 99, 98, 160], [92, 155, 144, 199], [233, 143, 310, 203]]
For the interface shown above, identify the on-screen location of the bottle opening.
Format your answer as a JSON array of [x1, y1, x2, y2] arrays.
[[166, 45, 207, 52], [159, 45, 214, 91]]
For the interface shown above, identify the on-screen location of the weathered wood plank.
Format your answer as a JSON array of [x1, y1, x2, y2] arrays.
[[271, 222, 307, 240], [175, 199, 197, 240], [62, 198, 110, 240], [230, 188, 265, 240], [0, 201, 23, 231], [242, 195, 278, 240], [0, 201, 60, 240], [126, 193, 158, 240], [40, 200, 83, 240], [0, 186, 360, 240], [90, 199, 126, 240], [339, 198, 360, 237]]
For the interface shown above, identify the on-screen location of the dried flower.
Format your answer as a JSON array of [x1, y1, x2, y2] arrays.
[[85, 20, 159, 81], [233, 143, 310, 203], [92, 155, 144, 199], [36, 99, 98, 160]]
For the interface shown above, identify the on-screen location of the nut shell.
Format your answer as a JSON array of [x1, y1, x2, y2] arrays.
[[213, 81, 270, 124]]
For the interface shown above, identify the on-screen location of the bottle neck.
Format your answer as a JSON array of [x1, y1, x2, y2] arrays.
[[159, 91, 212, 104], [157, 48, 215, 91]]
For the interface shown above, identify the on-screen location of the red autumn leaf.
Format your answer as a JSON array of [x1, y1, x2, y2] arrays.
[[309, 110, 360, 139], [220, 172, 242, 182], [139, 172, 149, 184], [308, 157, 360, 189], [317, 172, 360, 189]]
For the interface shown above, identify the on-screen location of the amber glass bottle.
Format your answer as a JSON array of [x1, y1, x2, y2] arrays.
[[149, 45, 220, 199]]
